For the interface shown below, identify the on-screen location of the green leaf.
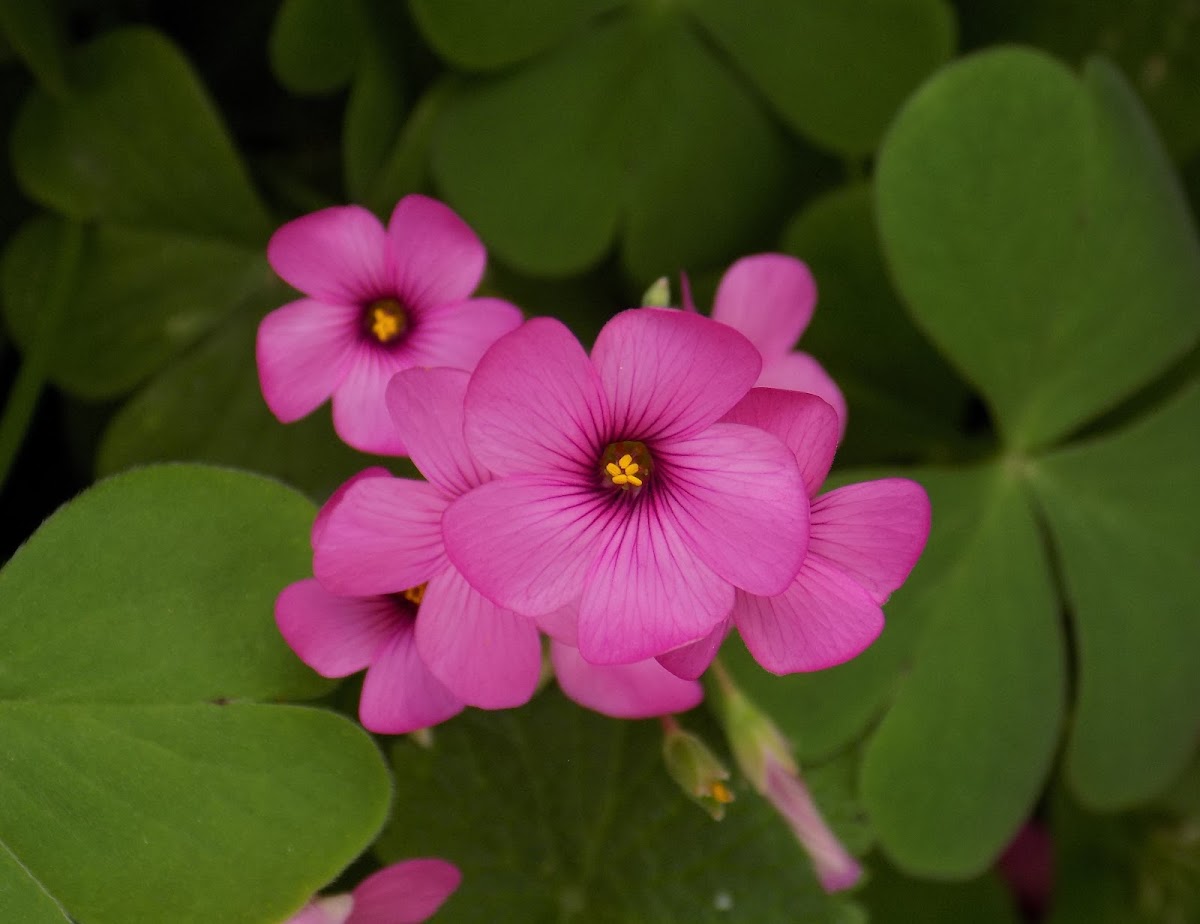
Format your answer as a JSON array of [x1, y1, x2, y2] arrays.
[[780, 183, 973, 465], [431, 13, 794, 279], [12, 27, 271, 245], [689, 0, 955, 156], [0, 0, 69, 96], [2, 215, 272, 399], [409, 0, 619, 71], [860, 464, 1066, 877], [1029, 383, 1200, 809], [96, 313, 414, 499], [361, 78, 454, 215], [876, 49, 1200, 451], [0, 844, 70, 924], [269, 0, 365, 95], [0, 465, 391, 923], [378, 689, 845, 922]]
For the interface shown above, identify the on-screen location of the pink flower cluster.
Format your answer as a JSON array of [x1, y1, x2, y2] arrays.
[[259, 195, 931, 733]]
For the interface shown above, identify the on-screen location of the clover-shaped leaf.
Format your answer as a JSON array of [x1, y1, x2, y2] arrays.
[[0, 465, 392, 924], [877, 49, 1200, 452]]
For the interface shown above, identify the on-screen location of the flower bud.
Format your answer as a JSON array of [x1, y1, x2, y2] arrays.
[[708, 662, 862, 892], [662, 721, 735, 820], [641, 276, 672, 307]]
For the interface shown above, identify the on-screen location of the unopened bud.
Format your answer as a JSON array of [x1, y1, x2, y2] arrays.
[[662, 723, 735, 820], [641, 276, 672, 307]]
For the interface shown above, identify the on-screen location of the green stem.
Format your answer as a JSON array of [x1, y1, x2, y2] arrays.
[[0, 221, 84, 492]]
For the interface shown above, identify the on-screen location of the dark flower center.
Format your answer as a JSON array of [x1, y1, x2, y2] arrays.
[[363, 298, 408, 345], [600, 440, 652, 494], [388, 583, 427, 618]]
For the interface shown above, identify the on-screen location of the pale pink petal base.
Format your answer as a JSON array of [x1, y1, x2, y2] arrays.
[[552, 642, 703, 719], [416, 568, 542, 709], [285, 894, 353, 924], [410, 298, 524, 371], [350, 858, 462, 924], [710, 254, 817, 360], [275, 580, 396, 678], [758, 351, 848, 437], [331, 348, 411, 456], [733, 556, 884, 675], [256, 299, 359, 423], [359, 622, 464, 734], [809, 479, 931, 603]]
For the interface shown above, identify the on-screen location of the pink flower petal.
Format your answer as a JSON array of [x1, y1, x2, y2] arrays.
[[656, 618, 731, 680], [443, 475, 608, 617], [660, 422, 808, 596], [331, 348, 412, 455], [536, 603, 580, 646], [592, 308, 761, 441], [733, 556, 884, 674], [758, 351, 848, 437], [407, 297, 524, 370], [268, 205, 391, 303], [388, 194, 487, 309], [721, 388, 840, 499], [809, 478, 931, 603], [312, 467, 393, 547], [359, 621, 463, 734], [313, 478, 448, 596], [416, 568, 542, 709], [576, 503, 733, 665], [274, 579, 398, 678], [551, 642, 703, 719], [256, 299, 360, 423], [464, 317, 609, 477], [710, 254, 817, 361], [386, 368, 490, 498], [349, 858, 462, 924]]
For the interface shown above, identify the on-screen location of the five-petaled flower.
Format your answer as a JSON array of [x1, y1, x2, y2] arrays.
[[442, 308, 810, 666], [257, 194, 522, 455]]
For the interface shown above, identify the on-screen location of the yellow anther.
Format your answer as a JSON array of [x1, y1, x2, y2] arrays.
[[402, 583, 426, 606], [601, 440, 651, 491], [710, 781, 734, 804], [364, 298, 407, 344]]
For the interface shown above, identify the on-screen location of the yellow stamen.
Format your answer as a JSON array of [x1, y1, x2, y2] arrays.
[[618, 453, 633, 469], [710, 781, 734, 804], [402, 583, 426, 606], [605, 462, 622, 477], [365, 298, 407, 344], [600, 440, 652, 492]]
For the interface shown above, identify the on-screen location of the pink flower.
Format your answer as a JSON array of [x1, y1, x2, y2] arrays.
[[442, 308, 809, 666], [257, 195, 522, 455], [660, 388, 930, 678], [283, 367, 542, 728], [551, 641, 702, 719], [687, 254, 847, 434], [284, 858, 461, 924]]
